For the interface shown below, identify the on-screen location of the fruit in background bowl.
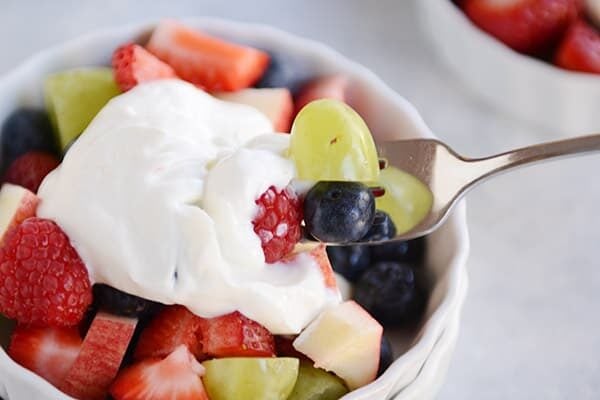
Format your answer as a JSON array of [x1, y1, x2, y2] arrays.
[[0, 17, 468, 400], [459, 0, 600, 75]]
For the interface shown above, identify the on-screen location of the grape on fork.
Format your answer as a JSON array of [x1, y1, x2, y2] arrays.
[[318, 133, 600, 245]]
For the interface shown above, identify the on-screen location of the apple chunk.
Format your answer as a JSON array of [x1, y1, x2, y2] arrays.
[[294, 75, 348, 114], [0, 183, 40, 243], [293, 300, 382, 390], [214, 88, 294, 132]]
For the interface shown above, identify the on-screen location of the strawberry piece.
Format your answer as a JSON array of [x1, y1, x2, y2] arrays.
[[134, 305, 204, 361], [0, 217, 92, 327], [61, 312, 137, 400], [3, 151, 60, 193], [295, 75, 349, 115], [111, 345, 209, 400], [199, 311, 275, 358], [252, 185, 302, 263], [8, 326, 82, 388], [112, 43, 178, 92], [463, 0, 582, 54], [555, 19, 600, 73], [146, 19, 270, 91]]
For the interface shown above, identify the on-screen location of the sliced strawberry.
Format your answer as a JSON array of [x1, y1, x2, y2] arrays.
[[146, 19, 270, 91], [463, 0, 582, 54], [112, 43, 178, 92], [294, 75, 349, 114], [8, 326, 82, 388], [111, 345, 208, 400], [214, 88, 294, 132], [60, 312, 137, 400], [199, 311, 275, 358], [134, 305, 204, 361], [555, 19, 600, 73]]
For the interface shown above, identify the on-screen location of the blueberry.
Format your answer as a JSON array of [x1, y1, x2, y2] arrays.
[[304, 181, 376, 243], [362, 210, 396, 242], [93, 284, 160, 318], [354, 261, 425, 326], [378, 334, 394, 377], [1, 108, 59, 169], [326, 245, 371, 282], [371, 237, 426, 264], [256, 52, 309, 94]]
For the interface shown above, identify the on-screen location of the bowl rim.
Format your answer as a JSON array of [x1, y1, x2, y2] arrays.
[[439, 0, 600, 83], [0, 16, 470, 400]]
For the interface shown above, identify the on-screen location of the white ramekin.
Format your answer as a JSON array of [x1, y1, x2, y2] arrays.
[[0, 17, 470, 400], [418, 0, 600, 135]]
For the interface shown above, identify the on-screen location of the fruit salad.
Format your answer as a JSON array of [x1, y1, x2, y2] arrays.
[[455, 0, 600, 75], [0, 19, 429, 400]]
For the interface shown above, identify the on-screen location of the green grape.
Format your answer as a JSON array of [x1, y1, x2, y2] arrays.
[[202, 357, 299, 400], [290, 99, 379, 182], [45, 68, 120, 151], [375, 166, 433, 234], [287, 361, 349, 400]]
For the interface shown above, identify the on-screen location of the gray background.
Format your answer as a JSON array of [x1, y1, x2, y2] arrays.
[[1, 0, 599, 398]]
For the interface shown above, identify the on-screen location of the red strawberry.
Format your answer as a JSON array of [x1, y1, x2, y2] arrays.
[[463, 0, 582, 54], [146, 19, 270, 91], [134, 305, 204, 361], [294, 75, 349, 115], [555, 19, 600, 73], [252, 185, 302, 263], [0, 217, 92, 327], [111, 345, 209, 400], [199, 311, 275, 358], [3, 151, 60, 193], [112, 43, 178, 92], [61, 312, 137, 400], [8, 326, 82, 388]]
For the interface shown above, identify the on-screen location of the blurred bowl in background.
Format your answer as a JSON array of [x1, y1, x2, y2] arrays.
[[418, 0, 600, 135]]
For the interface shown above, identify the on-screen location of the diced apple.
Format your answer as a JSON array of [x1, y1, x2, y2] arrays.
[[294, 75, 349, 114], [0, 183, 39, 243], [293, 301, 382, 390], [334, 272, 353, 301], [214, 88, 294, 132], [285, 244, 338, 290]]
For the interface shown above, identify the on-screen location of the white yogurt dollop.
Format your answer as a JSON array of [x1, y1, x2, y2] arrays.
[[38, 80, 340, 334]]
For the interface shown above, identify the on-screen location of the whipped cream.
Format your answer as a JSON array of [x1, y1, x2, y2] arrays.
[[38, 80, 340, 334]]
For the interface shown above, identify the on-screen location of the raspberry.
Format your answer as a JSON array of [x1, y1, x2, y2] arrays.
[[252, 186, 302, 263], [3, 151, 60, 193], [0, 217, 92, 327]]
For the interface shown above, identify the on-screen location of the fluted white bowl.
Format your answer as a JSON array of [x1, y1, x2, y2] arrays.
[[0, 17, 470, 400]]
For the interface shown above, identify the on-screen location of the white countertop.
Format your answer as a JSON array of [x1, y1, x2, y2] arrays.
[[2, 0, 600, 398]]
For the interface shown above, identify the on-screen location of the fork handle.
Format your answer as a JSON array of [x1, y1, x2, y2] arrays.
[[465, 134, 600, 186]]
